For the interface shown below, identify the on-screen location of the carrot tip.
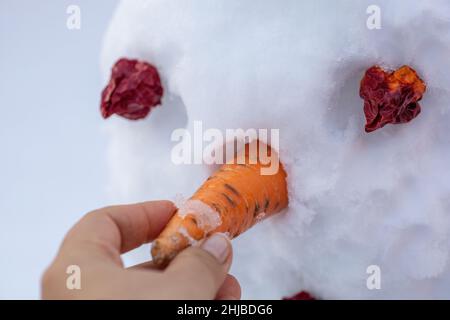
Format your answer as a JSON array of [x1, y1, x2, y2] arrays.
[[151, 232, 192, 267], [150, 200, 222, 266]]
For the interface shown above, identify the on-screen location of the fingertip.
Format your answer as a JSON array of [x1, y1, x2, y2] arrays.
[[163, 235, 233, 299], [137, 200, 177, 241], [140, 200, 177, 215], [200, 233, 232, 265], [216, 274, 241, 300]]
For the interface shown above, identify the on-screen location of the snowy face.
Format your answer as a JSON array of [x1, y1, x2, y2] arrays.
[[101, 0, 450, 299]]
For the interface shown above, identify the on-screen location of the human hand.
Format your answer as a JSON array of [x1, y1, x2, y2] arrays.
[[41, 200, 241, 300]]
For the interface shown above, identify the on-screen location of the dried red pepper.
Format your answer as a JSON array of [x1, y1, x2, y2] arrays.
[[283, 291, 316, 300], [100, 58, 163, 120], [360, 65, 426, 133]]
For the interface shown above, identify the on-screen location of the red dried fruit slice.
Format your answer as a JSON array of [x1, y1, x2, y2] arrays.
[[100, 58, 163, 120], [283, 291, 316, 300], [360, 65, 426, 133]]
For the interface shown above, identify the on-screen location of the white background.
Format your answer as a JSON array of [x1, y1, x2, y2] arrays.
[[0, 0, 117, 299]]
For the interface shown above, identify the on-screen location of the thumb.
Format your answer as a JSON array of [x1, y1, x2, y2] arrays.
[[164, 233, 233, 299]]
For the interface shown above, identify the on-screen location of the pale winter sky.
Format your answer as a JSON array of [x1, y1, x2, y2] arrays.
[[0, 0, 118, 298]]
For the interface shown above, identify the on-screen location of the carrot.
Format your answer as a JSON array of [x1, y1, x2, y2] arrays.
[[151, 141, 289, 266]]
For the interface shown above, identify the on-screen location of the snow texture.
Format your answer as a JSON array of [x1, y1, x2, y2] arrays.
[[100, 0, 450, 299]]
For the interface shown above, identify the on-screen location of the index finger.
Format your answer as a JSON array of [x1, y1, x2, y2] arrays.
[[61, 200, 176, 262]]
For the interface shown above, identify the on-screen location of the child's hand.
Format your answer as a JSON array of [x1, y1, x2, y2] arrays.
[[41, 200, 240, 300]]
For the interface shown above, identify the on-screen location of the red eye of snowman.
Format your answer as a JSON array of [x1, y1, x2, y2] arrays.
[[100, 58, 163, 120], [360, 65, 426, 133]]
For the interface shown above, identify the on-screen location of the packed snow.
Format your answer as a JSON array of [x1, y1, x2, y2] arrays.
[[100, 0, 450, 299]]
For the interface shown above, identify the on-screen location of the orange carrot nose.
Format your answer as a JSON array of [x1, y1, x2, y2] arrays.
[[151, 141, 289, 267]]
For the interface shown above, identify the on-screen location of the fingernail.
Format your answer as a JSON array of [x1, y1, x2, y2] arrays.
[[201, 233, 230, 264]]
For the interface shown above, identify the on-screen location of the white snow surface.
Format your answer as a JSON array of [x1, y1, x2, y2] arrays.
[[100, 0, 450, 299]]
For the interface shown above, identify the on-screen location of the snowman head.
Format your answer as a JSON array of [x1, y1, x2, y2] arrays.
[[100, 0, 450, 299]]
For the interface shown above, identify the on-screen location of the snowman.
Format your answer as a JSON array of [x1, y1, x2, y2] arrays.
[[99, 0, 450, 299]]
